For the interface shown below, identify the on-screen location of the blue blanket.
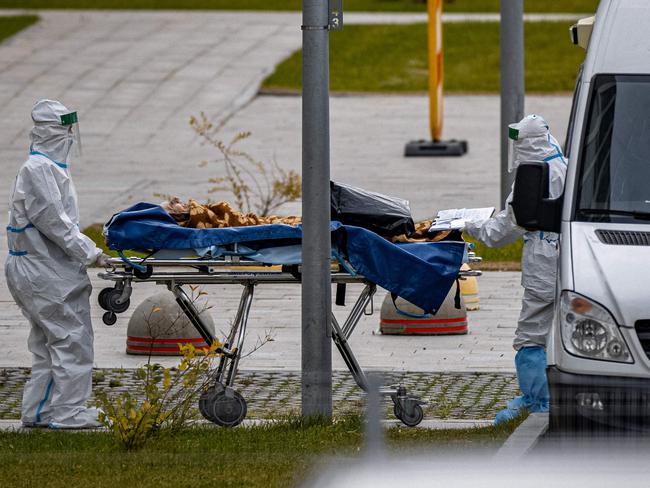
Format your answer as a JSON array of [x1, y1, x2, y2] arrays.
[[104, 203, 465, 314]]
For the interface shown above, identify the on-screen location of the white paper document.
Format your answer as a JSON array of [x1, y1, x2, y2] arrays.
[[428, 207, 495, 232]]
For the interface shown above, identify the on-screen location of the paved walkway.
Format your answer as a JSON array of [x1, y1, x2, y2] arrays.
[[1, 271, 524, 371], [0, 11, 573, 376], [0, 10, 574, 228]]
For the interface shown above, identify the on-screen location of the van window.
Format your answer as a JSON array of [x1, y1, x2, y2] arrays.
[[564, 64, 583, 158], [575, 74, 650, 223]]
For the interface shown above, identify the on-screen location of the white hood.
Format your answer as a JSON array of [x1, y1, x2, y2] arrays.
[[29, 99, 77, 164]]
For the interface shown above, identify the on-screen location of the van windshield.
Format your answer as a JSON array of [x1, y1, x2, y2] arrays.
[[576, 74, 650, 223]]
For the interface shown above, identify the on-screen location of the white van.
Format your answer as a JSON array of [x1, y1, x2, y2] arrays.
[[512, 0, 650, 431]]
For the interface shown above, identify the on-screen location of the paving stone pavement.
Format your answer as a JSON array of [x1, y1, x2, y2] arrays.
[[0, 367, 518, 421], [0, 12, 572, 378]]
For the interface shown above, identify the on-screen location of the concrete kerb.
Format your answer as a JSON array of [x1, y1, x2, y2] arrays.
[[493, 412, 549, 460], [0, 9, 591, 24], [0, 417, 493, 432]]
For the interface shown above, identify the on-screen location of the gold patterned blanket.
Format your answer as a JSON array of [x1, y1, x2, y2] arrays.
[[160, 198, 448, 243]]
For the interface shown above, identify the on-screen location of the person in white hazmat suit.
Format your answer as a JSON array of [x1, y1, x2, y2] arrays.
[[465, 114, 567, 424], [5, 100, 111, 429]]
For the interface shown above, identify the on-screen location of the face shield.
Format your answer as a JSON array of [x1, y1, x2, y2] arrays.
[[61, 111, 82, 158], [507, 124, 519, 173]]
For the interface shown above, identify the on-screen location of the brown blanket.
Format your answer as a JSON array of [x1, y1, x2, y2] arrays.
[[169, 199, 301, 228]]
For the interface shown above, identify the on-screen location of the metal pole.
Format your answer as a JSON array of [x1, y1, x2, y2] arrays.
[[301, 0, 332, 418], [363, 373, 386, 458], [427, 0, 443, 142], [500, 0, 525, 205]]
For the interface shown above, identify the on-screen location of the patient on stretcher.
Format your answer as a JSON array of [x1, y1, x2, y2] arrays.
[[160, 197, 450, 243]]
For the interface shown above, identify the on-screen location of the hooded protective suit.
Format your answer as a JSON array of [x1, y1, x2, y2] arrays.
[[465, 114, 567, 424], [5, 100, 103, 428]]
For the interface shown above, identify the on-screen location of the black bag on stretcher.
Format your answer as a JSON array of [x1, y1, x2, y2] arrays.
[[330, 181, 416, 238]]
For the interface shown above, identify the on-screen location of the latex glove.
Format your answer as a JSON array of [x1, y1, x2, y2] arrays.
[[95, 252, 112, 267]]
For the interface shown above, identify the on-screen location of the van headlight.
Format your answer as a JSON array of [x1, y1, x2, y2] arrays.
[[560, 291, 632, 363]]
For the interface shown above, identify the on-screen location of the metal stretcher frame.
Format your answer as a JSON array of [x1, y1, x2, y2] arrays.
[[98, 252, 481, 428]]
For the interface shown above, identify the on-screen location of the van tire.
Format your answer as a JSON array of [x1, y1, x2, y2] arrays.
[[549, 390, 579, 433], [549, 405, 579, 432]]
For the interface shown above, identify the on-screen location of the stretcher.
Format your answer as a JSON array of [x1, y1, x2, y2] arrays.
[[97, 203, 482, 427]]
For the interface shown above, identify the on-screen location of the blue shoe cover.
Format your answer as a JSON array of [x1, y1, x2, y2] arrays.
[[495, 406, 521, 425], [515, 346, 549, 413], [505, 395, 526, 411], [494, 347, 549, 425]]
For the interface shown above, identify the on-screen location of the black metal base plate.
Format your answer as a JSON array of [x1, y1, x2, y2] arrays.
[[404, 139, 468, 157]]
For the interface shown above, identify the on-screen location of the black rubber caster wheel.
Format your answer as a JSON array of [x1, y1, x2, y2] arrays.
[[98, 288, 112, 310], [199, 385, 223, 424], [103, 311, 117, 326], [105, 289, 130, 313], [133, 265, 153, 280], [394, 402, 424, 427], [199, 386, 247, 427], [199, 386, 221, 423]]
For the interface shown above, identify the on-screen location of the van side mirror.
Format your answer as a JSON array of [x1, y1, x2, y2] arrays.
[[511, 162, 563, 233]]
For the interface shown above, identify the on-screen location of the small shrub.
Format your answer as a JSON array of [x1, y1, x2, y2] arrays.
[[190, 112, 301, 216], [95, 341, 221, 451]]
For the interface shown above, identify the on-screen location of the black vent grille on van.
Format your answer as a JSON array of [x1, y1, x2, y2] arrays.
[[596, 230, 650, 246], [635, 321, 650, 359]]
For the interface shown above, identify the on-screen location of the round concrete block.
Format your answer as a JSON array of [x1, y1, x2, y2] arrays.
[[379, 285, 468, 335], [459, 263, 480, 311], [126, 291, 216, 355]]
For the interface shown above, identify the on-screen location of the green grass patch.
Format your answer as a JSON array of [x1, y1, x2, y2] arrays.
[[465, 236, 523, 265], [0, 0, 598, 12], [443, 0, 597, 13], [0, 15, 38, 43], [263, 22, 585, 93], [83, 224, 145, 261], [0, 416, 519, 488], [83, 224, 110, 254]]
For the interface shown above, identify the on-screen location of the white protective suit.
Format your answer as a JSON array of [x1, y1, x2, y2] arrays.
[[465, 114, 567, 350], [5, 100, 103, 428]]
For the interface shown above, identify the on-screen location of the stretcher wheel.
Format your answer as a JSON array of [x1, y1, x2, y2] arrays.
[[105, 289, 130, 313], [98, 288, 112, 311], [199, 385, 247, 427], [133, 265, 153, 280], [103, 311, 117, 326], [199, 387, 220, 423], [393, 402, 424, 427]]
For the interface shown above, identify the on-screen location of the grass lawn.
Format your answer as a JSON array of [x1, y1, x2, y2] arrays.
[[1, 0, 598, 12], [263, 21, 585, 94], [465, 236, 523, 270], [0, 15, 38, 43], [83, 224, 114, 256], [0, 416, 520, 487]]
